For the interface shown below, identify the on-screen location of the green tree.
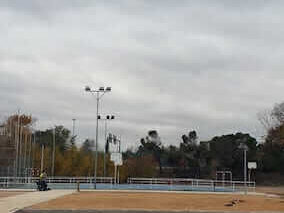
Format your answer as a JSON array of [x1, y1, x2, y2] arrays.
[[137, 130, 163, 174], [209, 133, 257, 178]]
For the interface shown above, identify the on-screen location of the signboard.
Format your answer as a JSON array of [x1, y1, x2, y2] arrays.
[[248, 162, 257, 169], [111, 153, 123, 166]]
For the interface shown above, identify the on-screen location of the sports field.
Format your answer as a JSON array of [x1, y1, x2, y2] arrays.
[[30, 191, 284, 212]]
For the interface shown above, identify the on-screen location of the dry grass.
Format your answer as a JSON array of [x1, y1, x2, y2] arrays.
[[31, 191, 284, 212]]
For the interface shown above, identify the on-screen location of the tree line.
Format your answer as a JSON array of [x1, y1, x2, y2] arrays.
[[1, 101, 283, 184]]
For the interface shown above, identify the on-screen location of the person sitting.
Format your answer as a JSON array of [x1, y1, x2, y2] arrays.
[[38, 170, 48, 191]]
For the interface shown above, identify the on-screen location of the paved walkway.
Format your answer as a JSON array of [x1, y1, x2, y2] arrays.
[[0, 190, 75, 213]]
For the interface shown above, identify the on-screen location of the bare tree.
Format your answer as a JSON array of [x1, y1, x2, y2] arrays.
[[257, 109, 276, 131], [272, 102, 284, 124]]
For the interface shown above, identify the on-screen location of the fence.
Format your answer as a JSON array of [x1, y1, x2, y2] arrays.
[[0, 176, 255, 192], [128, 177, 256, 192], [0, 176, 114, 189]]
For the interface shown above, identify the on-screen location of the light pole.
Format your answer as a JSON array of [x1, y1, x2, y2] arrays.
[[51, 127, 56, 177], [238, 142, 248, 194], [40, 144, 44, 173], [85, 86, 111, 189], [72, 119, 76, 138], [98, 115, 115, 177]]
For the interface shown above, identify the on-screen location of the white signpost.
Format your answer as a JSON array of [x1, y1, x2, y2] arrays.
[[111, 152, 122, 184], [111, 153, 122, 166], [248, 162, 257, 169], [248, 162, 257, 182]]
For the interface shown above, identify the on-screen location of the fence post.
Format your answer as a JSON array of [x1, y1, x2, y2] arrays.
[[76, 181, 80, 192]]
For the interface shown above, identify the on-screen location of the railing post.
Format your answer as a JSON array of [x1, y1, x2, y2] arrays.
[[76, 181, 80, 192]]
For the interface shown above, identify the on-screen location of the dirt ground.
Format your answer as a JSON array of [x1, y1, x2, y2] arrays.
[[31, 191, 284, 212], [256, 186, 284, 197], [0, 191, 27, 198]]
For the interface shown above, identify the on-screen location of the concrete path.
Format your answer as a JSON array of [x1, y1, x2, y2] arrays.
[[0, 190, 75, 213]]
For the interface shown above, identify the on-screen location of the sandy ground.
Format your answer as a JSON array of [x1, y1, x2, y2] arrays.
[[0, 191, 28, 199], [30, 191, 284, 212]]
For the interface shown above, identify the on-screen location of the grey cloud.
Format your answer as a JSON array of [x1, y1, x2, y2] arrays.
[[1, 1, 284, 149]]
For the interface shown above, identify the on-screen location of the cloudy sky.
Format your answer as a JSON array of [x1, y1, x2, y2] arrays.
[[1, 0, 284, 150]]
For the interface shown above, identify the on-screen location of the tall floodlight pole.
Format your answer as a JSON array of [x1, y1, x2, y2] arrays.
[[40, 144, 44, 173], [72, 119, 76, 137], [85, 86, 111, 189], [31, 129, 36, 172], [14, 110, 20, 177], [104, 118, 107, 177], [98, 115, 115, 177], [238, 142, 248, 194]]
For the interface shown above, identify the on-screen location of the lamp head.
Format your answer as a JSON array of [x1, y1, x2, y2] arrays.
[[99, 87, 105, 91], [106, 87, 112, 92], [85, 86, 91, 92]]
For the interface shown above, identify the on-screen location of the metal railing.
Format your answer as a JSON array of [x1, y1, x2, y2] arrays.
[[0, 176, 114, 189], [0, 176, 256, 192], [128, 177, 256, 192]]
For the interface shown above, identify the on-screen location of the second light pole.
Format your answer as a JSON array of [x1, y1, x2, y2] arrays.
[[98, 115, 115, 177], [238, 142, 249, 194], [85, 86, 111, 189]]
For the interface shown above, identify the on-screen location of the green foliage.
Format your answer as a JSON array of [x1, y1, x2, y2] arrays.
[[137, 130, 163, 174], [35, 126, 70, 152], [29, 101, 284, 180], [209, 133, 257, 177]]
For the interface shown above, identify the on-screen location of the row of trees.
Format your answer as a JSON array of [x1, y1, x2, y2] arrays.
[[32, 126, 116, 177], [122, 130, 257, 180], [121, 102, 284, 183], [2, 101, 282, 183]]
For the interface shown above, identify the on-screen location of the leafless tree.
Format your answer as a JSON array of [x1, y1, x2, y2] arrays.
[[272, 102, 284, 124]]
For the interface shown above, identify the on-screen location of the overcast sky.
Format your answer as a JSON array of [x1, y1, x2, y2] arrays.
[[1, 1, 284, 150]]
